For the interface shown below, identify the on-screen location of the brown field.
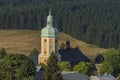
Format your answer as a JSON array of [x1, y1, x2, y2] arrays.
[[0, 30, 107, 58]]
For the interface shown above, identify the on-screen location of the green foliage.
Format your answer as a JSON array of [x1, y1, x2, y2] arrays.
[[44, 53, 62, 80], [0, 0, 119, 48], [0, 61, 9, 80], [100, 48, 120, 76], [19, 58, 35, 78], [73, 61, 94, 76], [100, 62, 114, 74], [0, 54, 35, 80], [0, 48, 6, 59], [59, 61, 71, 71]]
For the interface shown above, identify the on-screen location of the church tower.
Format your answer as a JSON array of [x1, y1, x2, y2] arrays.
[[38, 9, 61, 64]]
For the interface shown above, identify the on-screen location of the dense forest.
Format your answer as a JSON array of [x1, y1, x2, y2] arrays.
[[0, 0, 120, 49]]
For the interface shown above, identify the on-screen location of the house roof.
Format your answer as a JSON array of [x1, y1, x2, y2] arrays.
[[62, 71, 90, 80], [59, 48, 90, 66], [90, 73, 116, 80]]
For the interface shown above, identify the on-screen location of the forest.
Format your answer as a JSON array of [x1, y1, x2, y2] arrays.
[[0, 0, 120, 48]]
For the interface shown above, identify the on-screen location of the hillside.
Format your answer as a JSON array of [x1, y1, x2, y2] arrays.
[[0, 30, 106, 58], [0, 0, 120, 48]]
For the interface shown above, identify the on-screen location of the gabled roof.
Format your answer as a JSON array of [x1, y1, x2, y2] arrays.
[[90, 74, 116, 80], [62, 71, 90, 80], [59, 48, 90, 66]]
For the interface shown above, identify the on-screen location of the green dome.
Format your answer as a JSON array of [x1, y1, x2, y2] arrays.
[[41, 25, 58, 37], [41, 9, 58, 37]]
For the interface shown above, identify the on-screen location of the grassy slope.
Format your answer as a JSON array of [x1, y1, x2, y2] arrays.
[[0, 30, 107, 58]]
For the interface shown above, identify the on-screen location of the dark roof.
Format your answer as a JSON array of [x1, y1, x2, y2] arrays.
[[35, 70, 43, 80], [59, 48, 90, 66]]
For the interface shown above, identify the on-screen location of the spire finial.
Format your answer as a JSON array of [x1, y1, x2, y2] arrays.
[[49, 9, 51, 15], [47, 8, 53, 27]]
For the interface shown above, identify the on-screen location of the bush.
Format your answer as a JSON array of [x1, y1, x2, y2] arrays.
[[59, 61, 71, 71], [100, 48, 120, 76], [73, 62, 94, 76], [100, 62, 114, 74]]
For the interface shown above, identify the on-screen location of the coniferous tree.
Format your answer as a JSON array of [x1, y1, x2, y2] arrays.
[[44, 53, 62, 80], [0, 0, 120, 48], [0, 48, 6, 59]]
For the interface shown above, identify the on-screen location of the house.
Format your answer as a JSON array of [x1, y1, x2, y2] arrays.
[[90, 73, 116, 80], [62, 71, 90, 80]]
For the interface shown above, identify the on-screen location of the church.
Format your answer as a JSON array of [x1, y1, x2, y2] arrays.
[[38, 9, 61, 64], [38, 9, 89, 65]]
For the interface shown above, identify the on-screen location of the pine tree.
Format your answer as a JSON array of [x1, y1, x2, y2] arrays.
[[0, 48, 6, 59], [43, 53, 62, 80]]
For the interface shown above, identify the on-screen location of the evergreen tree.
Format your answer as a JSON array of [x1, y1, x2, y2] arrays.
[[0, 48, 6, 59], [1, 54, 35, 79], [44, 53, 62, 80], [19, 58, 35, 79], [0, 0, 120, 48]]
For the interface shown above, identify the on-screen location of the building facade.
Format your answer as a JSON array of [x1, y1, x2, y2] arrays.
[[38, 10, 61, 64]]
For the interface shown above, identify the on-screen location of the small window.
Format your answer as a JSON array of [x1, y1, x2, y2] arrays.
[[44, 51, 46, 54], [44, 39, 47, 42], [44, 60, 46, 62]]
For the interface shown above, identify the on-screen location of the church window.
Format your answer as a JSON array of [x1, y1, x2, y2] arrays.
[[44, 51, 46, 54], [44, 39, 47, 42], [44, 60, 46, 62]]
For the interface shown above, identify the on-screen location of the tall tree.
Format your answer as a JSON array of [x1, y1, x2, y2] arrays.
[[19, 58, 35, 79], [0, 48, 6, 59], [44, 53, 62, 80], [1, 54, 36, 80]]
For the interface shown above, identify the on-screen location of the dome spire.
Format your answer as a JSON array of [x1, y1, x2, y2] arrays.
[[47, 9, 53, 27], [49, 8, 51, 15]]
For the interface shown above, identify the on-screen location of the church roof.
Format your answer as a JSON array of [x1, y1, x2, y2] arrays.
[[41, 26, 58, 37], [41, 9, 58, 37]]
